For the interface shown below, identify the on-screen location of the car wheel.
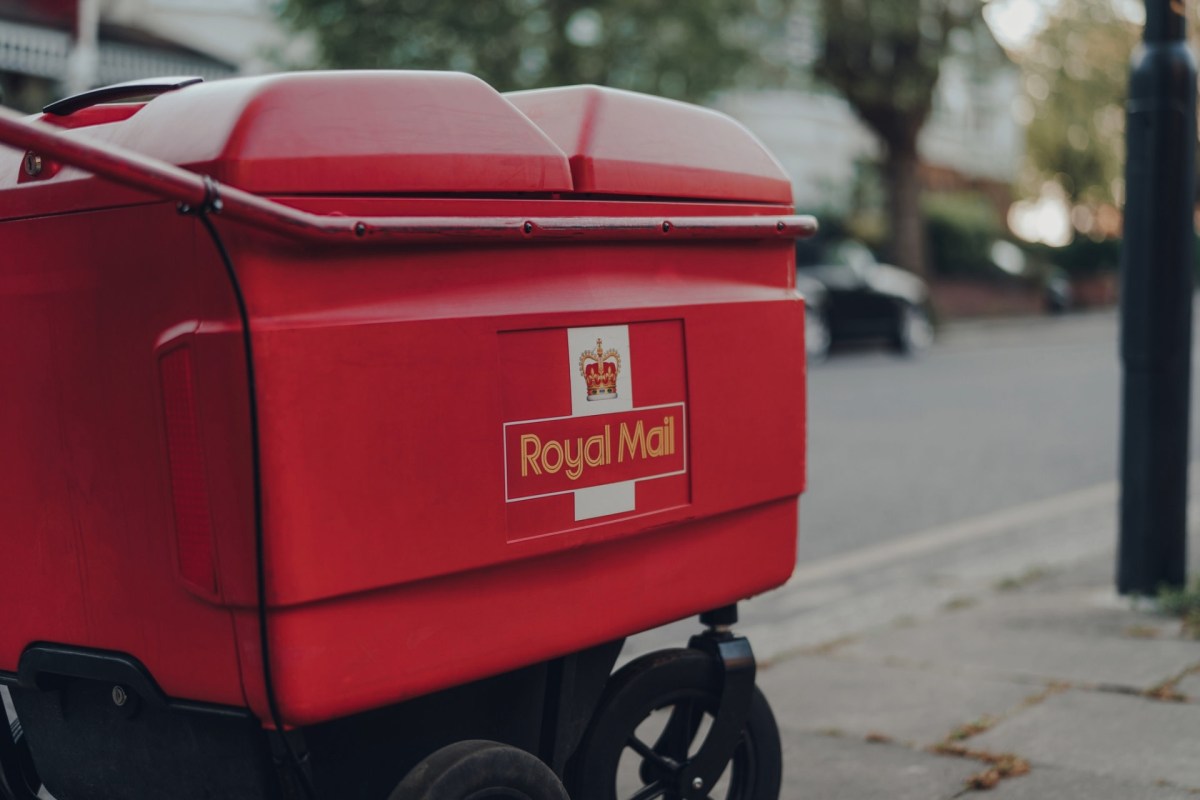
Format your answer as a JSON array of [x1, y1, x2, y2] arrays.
[[892, 304, 934, 355], [805, 305, 831, 364]]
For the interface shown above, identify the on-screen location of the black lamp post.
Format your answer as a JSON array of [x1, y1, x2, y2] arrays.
[[1118, 0, 1197, 595]]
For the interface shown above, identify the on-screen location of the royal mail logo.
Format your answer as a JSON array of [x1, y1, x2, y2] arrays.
[[518, 413, 676, 480], [502, 324, 688, 523], [505, 404, 685, 501], [580, 338, 621, 401]]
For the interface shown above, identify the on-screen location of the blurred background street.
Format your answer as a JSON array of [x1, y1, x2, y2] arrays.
[[805, 309, 1134, 563]]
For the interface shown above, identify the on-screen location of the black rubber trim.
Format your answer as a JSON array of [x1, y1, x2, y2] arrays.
[[191, 208, 319, 799], [44, 76, 202, 116], [15, 644, 250, 720], [0, 670, 16, 688]]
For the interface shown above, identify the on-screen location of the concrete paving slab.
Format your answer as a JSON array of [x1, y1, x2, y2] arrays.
[[986, 765, 1200, 800], [1022, 520, 1200, 593], [969, 689, 1200, 789], [1175, 671, 1200, 699], [759, 654, 1036, 746], [840, 597, 1200, 689], [957, 586, 1190, 641], [1016, 552, 1113, 592], [778, 729, 978, 800]]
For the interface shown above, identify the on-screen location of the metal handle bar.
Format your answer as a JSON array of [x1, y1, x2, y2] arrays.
[[43, 76, 204, 116], [0, 106, 816, 245]]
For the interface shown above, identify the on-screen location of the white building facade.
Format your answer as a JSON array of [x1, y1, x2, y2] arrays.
[[0, 0, 310, 111]]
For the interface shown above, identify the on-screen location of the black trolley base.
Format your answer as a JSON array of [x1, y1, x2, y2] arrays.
[[0, 605, 780, 800]]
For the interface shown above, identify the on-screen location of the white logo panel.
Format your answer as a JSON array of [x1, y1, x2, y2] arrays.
[[567, 325, 635, 519]]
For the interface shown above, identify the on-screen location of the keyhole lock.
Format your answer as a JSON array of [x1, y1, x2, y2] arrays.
[[23, 152, 43, 177]]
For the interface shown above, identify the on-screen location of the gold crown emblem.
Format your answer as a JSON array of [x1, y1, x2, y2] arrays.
[[579, 338, 621, 401]]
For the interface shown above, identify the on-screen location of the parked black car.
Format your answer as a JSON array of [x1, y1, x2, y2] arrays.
[[796, 238, 934, 361]]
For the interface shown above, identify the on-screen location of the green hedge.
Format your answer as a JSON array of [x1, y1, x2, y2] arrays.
[[809, 196, 1148, 282], [1030, 234, 1200, 279], [922, 192, 1005, 279], [1024, 237, 1121, 278]]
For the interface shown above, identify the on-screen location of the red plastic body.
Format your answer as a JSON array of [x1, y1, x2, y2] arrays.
[[0, 72, 807, 726]]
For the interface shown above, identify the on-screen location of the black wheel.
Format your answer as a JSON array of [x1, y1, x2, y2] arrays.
[[567, 649, 782, 800], [390, 740, 569, 800], [891, 303, 934, 355], [804, 303, 831, 364]]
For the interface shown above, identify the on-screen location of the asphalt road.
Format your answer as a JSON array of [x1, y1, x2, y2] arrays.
[[799, 307, 1198, 564]]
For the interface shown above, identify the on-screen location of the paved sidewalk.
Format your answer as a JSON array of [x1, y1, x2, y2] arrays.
[[625, 474, 1200, 798], [754, 532, 1200, 798]]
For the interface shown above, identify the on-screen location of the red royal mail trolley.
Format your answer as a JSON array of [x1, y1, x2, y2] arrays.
[[0, 72, 812, 800]]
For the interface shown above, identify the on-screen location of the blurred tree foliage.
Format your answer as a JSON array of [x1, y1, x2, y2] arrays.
[[814, 0, 982, 278], [276, 0, 771, 103], [1020, 0, 1138, 210]]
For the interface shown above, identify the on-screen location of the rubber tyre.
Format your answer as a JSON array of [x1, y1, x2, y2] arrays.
[[805, 305, 832, 365], [891, 303, 934, 355], [390, 740, 569, 800], [567, 648, 782, 800]]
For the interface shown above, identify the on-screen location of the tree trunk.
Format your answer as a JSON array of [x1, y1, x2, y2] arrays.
[[883, 142, 929, 279]]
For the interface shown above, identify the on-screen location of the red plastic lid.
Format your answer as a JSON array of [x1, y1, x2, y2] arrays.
[[507, 85, 793, 204], [104, 71, 575, 195], [3, 73, 793, 203]]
